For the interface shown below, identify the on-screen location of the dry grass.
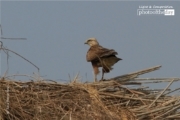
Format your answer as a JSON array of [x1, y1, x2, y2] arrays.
[[0, 80, 135, 120], [0, 65, 180, 120]]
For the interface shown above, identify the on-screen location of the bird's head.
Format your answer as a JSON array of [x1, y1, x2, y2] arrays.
[[84, 38, 99, 46]]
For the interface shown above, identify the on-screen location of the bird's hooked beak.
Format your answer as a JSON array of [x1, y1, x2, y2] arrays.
[[84, 41, 88, 44]]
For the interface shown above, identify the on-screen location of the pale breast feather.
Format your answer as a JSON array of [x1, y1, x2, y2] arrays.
[[86, 48, 99, 61]]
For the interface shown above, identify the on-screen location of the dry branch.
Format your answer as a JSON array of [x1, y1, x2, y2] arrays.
[[0, 65, 180, 120], [108, 65, 161, 82]]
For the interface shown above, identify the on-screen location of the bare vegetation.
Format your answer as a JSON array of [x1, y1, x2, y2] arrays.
[[0, 66, 180, 120]]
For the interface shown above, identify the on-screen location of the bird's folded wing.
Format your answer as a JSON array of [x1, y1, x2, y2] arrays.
[[86, 45, 118, 61]]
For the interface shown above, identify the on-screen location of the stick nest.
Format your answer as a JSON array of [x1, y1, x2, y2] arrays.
[[1, 65, 180, 120]]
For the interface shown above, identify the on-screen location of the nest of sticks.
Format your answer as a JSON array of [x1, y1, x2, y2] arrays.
[[1, 65, 180, 120]]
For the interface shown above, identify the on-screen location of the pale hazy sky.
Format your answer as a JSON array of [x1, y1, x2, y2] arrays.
[[1, 1, 180, 85]]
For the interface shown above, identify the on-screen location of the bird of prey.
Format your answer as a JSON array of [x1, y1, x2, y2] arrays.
[[85, 38, 122, 82]]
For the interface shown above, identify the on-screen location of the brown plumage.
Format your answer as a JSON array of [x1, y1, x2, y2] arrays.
[[85, 38, 122, 82]]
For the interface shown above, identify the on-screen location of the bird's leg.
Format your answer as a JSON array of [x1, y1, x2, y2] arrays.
[[101, 69, 104, 80], [92, 63, 99, 82], [94, 74, 97, 82]]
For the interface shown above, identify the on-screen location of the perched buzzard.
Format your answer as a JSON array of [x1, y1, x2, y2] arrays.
[[85, 38, 122, 82]]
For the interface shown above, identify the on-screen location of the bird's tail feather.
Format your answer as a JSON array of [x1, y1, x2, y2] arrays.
[[102, 55, 121, 73]]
